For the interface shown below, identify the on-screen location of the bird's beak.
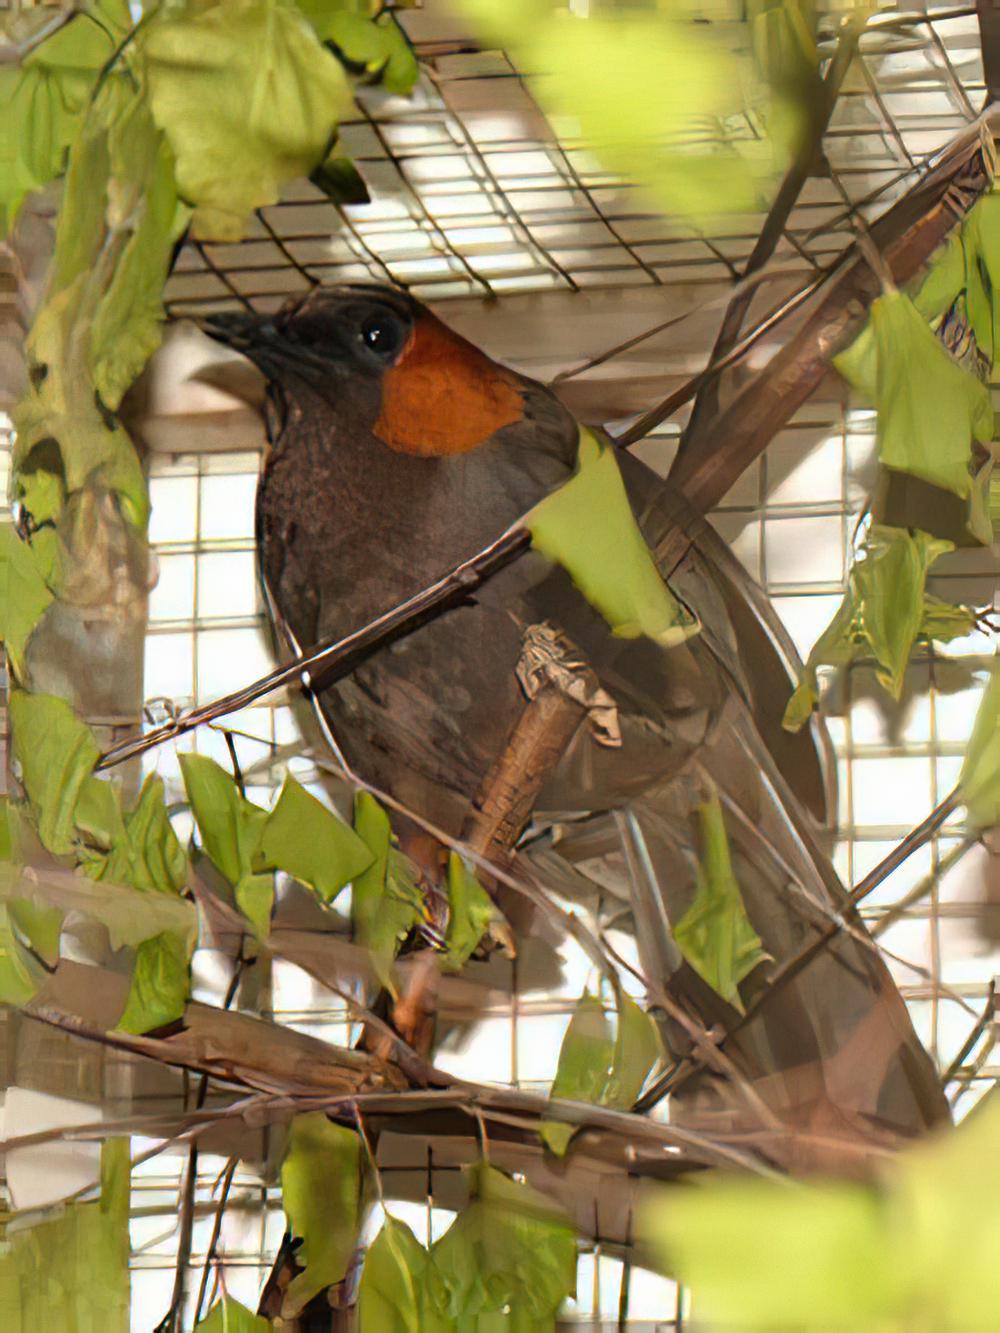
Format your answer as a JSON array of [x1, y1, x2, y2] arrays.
[[200, 311, 277, 355]]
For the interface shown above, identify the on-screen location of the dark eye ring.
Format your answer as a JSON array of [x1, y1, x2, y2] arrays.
[[360, 313, 404, 359]]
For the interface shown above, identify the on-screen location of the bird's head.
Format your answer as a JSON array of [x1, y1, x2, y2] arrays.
[[201, 284, 535, 459]]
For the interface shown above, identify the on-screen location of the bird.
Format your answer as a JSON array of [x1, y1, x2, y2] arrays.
[[202, 283, 948, 1166]]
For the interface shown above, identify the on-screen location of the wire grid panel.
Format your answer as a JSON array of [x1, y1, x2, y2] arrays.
[[162, 5, 984, 317]]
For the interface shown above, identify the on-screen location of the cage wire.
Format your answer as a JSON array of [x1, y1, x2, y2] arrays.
[[1, 1, 998, 1329]]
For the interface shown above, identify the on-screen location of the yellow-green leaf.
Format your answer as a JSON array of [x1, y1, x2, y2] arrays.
[[672, 794, 767, 1013], [357, 1217, 431, 1333], [143, 0, 354, 240], [115, 929, 192, 1034], [542, 993, 613, 1156], [959, 664, 999, 831], [0, 524, 54, 679], [872, 290, 993, 498], [195, 1296, 272, 1332], [526, 427, 699, 646], [280, 1113, 362, 1319], [10, 691, 99, 855], [351, 793, 423, 985], [426, 1162, 577, 1324], [783, 525, 965, 729], [0, 1138, 130, 1330], [260, 775, 374, 904], [641, 1090, 1000, 1330], [541, 988, 661, 1155], [443, 852, 493, 970], [458, 5, 772, 222], [179, 752, 266, 891], [0, 902, 45, 1006]]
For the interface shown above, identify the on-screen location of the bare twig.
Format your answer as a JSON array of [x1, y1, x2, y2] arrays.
[[193, 1157, 239, 1327]]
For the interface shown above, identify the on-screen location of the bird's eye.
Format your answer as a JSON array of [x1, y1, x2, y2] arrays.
[[360, 313, 404, 359]]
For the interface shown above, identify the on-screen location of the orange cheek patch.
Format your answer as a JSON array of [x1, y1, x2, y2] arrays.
[[374, 313, 524, 456]]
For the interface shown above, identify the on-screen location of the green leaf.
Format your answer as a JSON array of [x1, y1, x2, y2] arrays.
[[115, 929, 192, 1034], [101, 774, 188, 896], [10, 691, 99, 855], [357, 1216, 429, 1333], [180, 753, 270, 934], [195, 1295, 273, 1332], [90, 96, 190, 409], [872, 291, 993, 498], [605, 990, 662, 1108], [260, 775, 374, 904], [0, 5, 119, 234], [541, 993, 613, 1156], [143, 0, 354, 240], [526, 427, 699, 647], [427, 1162, 577, 1325], [0, 1138, 129, 1310], [0, 902, 45, 1006], [913, 229, 967, 325], [959, 664, 999, 831], [8, 896, 64, 967], [0, 1138, 131, 1330], [235, 873, 275, 941], [280, 1113, 363, 1318], [0, 524, 55, 679], [352, 793, 423, 985], [672, 793, 768, 1013], [541, 989, 661, 1155], [783, 525, 963, 728], [855, 524, 952, 699], [642, 1174, 892, 1327], [443, 852, 493, 970], [321, 11, 419, 94]]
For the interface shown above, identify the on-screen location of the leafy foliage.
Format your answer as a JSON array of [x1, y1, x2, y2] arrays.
[[182, 756, 374, 938], [642, 1090, 1000, 1331], [0, 1139, 130, 1331], [672, 793, 768, 1013], [541, 989, 661, 1155], [10, 690, 99, 855], [526, 427, 699, 646], [783, 525, 976, 728], [280, 1113, 363, 1318]]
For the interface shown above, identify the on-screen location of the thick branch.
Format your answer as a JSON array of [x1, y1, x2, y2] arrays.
[[665, 120, 991, 510]]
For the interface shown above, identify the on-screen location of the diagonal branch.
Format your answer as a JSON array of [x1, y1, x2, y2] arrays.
[[678, 17, 864, 449], [663, 117, 992, 511]]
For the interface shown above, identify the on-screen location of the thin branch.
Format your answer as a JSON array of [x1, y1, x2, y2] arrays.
[[193, 1157, 238, 1327], [95, 524, 530, 771]]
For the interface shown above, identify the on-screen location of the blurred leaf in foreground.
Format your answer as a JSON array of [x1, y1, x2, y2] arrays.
[[642, 1090, 1000, 1332], [458, 2, 778, 221]]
